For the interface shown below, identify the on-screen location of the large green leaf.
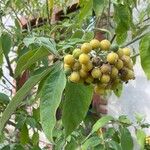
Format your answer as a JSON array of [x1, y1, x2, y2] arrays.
[[92, 115, 114, 133], [23, 36, 58, 56], [62, 82, 93, 136], [136, 129, 146, 150], [93, 0, 105, 16], [114, 4, 132, 44], [120, 127, 133, 150], [15, 47, 50, 77], [0, 67, 52, 133], [139, 33, 150, 79], [40, 63, 66, 142], [0, 32, 11, 56], [0, 93, 10, 105], [78, 0, 93, 24]]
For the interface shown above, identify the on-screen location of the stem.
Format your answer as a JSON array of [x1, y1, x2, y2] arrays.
[[46, 0, 51, 25], [110, 33, 116, 43], [131, 53, 140, 58], [5, 56, 14, 77], [121, 33, 148, 48]]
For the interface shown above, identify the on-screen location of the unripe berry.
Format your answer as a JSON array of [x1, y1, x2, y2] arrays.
[[94, 85, 105, 94], [101, 74, 110, 83], [111, 67, 118, 78], [64, 54, 75, 66], [100, 39, 111, 51], [73, 48, 82, 59], [91, 68, 102, 78], [82, 62, 93, 72], [122, 47, 131, 56], [107, 52, 119, 64], [126, 69, 135, 80], [81, 43, 92, 53], [121, 55, 131, 65], [85, 75, 94, 84], [79, 53, 90, 64], [64, 64, 72, 76], [100, 64, 111, 74], [117, 48, 124, 58], [72, 61, 81, 71], [69, 72, 80, 83], [110, 45, 119, 52], [115, 59, 124, 70], [90, 39, 100, 49], [79, 69, 88, 78]]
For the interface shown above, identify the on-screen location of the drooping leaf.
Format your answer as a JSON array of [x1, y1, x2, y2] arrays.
[[136, 129, 146, 150], [120, 127, 133, 150], [62, 82, 93, 136], [23, 36, 58, 56], [40, 62, 66, 142], [0, 67, 53, 133], [15, 47, 50, 77], [139, 33, 150, 79], [20, 123, 30, 145], [92, 115, 114, 134], [0, 32, 11, 56]]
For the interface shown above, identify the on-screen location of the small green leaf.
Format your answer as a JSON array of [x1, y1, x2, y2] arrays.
[[71, 30, 84, 39], [139, 33, 150, 79], [113, 82, 123, 97], [136, 129, 146, 150], [32, 132, 39, 146], [118, 115, 131, 126], [20, 124, 30, 145], [0, 67, 52, 133], [40, 62, 66, 142], [62, 82, 93, 136], [0, 32, 11, 56], [92, 115, 114, 133], [82, 31, 94, 41], [120, 127, 133, 150], [0, 93, 10, 104]]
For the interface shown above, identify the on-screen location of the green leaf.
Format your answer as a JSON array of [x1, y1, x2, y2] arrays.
[[82, 31, 94, 41], [65, 138, 78, 150], [82, 136, 101, 150], [20, 123, 30, 145], [114, 4, 131, 44], [113, 82, 123, 97], [136, 129, 146, 150], [120, 127, 133, 150], [0, 67, 52, 133], [0, 32, 11, 56], [0, 93, 10, 104], [62, 82, 93, 136], [15, 47, 50, 77], [108, 140, 122, 150], [40, 63, 66, 142], [32, 132, 39, 146], [139, 33, 150, 79], [78, 0, 93, 24], [71, 30, 84, 39], [93, 0, 105, 16], [92, 115, 114, 133], [23, 37, 58, 56], [118, 115, 131, 126]]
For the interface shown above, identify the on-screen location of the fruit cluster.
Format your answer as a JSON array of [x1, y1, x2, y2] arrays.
[[63, 39, 135, 95]]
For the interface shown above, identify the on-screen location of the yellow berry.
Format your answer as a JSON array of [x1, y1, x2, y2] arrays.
[[121, 55, 131, 65], [91, 68, 102, 78], [100, 39, 111, 51], [81, 43, 92, 53], [117, 48, 124, 58], [69, 72, 80, 83], [79, 53, 90, 64], [90, 39, 100, 49], [122, 47, 131, 56], [64, 54, 75, 66], [115, 59, 124, 70], [73, 48, 82, 59], [94, 85, 105, 94], [82, 62, 93, 72], [107, 52, 119, 64], [126, 69, 135, 80], [111, 67, 118, 78], [100, 64, 111, 74], [101, 74, 110, 83], [79, 69, 88, 78]]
